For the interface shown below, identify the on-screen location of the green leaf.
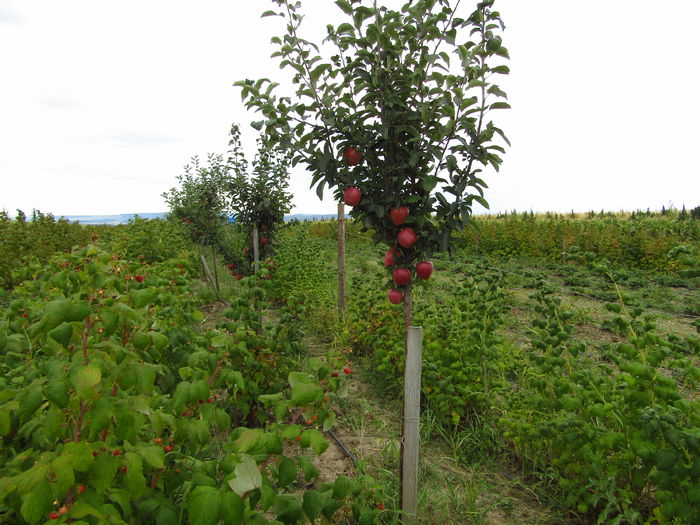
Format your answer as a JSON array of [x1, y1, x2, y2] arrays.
[[44, 377, 70, 408], [189, 419, 211, 445], [422, 176, 438, 192], [62, 441, 94, 472], [261, 10, 279, 18], [297, 456, 320, 482], [302, 490, 327, 522], [220, 491, 244, 525], [20, 481, 53, 525], [70, 364, 102, 400], [136, 445, 165, 469], [130, 288, 157, 309], [277, 456, 297, 488], [290, 383, 324, 407], [188, 486, 221, 525], [124, 452, 147, 499], [18, 387, 43, 420], [48, 322, 73, 347], [233, 428, 263, 453], [335, 0, 353, 15], [0, 409, 10, 435], [172, 381, 191, 411], [228, 455, 262, 496], [307, 430, 329, 455], [52, 454, 75, 495], [89, 453, 119, 493], [333, 476, 351, 499], [275, 494, 302, 525]]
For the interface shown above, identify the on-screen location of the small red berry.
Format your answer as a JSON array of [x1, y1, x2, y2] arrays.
[[296, 435, 302, 442], [165, 444, 174, 452], [112, 449, 121, 456], [207, 397, 213, 403], [332, 372, 339, 378], [77, 484, 86, 494], [155, 437, 163, 444], [344, 367, 351, 375], [49, 512, 60, 520], [135, 275, 144, 283], [376, 503, 385, 510]]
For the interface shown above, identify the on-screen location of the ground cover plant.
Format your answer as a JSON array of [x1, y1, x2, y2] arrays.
[[0, 220, 385, 524], [272, 217, 699, 524]]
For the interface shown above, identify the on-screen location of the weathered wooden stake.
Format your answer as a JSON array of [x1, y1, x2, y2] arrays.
[[337, 202, 346, 320], [252, 226, 260, 275], [401, 325, 422, 524], [199, 254, 222, 302], [211, 245, 220, 292]]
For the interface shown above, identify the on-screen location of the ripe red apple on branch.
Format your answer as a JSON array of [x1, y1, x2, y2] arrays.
[[342, 147, 362, 166], [393, 268, 412, 286], [343, 187, 361, 206], [389, 206, 409, 226], [397, 228, 417, 249], [387, 288, 403, 304], [384, 249, 398, 267], [416, 261, 434, 280]]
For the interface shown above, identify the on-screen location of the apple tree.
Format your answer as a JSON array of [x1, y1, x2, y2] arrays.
[[235, 0, 509, 325], [162, 154, 231, 287], [226, 124, 293, 272]]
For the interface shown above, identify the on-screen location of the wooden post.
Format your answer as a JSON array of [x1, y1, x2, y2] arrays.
[[211, 245, 220, 292], [401, 326, 422, 524], [562, 237, 567, 263], [337, 202, 346, 321], [199, 254, 222, 302], [252, 226, 260, 275]]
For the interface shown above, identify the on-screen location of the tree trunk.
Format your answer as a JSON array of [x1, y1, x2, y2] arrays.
[[337, 202, 346, 321]]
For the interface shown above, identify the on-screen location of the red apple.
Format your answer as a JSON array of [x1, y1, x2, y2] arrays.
[[384, 249, 398, 267], [387, 288, 403, 304], [392, 268, 411, 286], [343, 187, 361, 206], [397, 228, 417, 248], [389, 206, 409, 226], [416, 261, 434, 280], [343, 147, 362, 166]]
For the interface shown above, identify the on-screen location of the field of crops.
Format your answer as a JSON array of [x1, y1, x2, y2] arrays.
[[1, 212, 698, 524]]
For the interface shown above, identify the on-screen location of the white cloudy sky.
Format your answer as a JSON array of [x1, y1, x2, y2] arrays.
[[1, 0, 698, 217]]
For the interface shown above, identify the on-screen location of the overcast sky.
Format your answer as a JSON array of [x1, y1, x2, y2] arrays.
[[1, 0, 698, 217]]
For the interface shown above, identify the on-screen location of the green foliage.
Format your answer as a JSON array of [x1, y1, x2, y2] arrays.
[[0, 210, 99, 290], [0, 233, 377, 524], [227, 124, 292, 236], [226, 123, 293, 266], [272, 222, 700, 524], [237, 0, 510, 265], [162, 154, 231, 248], [462, 211, 700, 272]]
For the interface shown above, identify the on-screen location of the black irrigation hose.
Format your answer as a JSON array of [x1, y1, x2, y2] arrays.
[[326, 429, 358, 467]]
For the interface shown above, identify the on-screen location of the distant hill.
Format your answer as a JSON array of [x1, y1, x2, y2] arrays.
[[62, 213, 166, 225], [63, 213, 343, 225]]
